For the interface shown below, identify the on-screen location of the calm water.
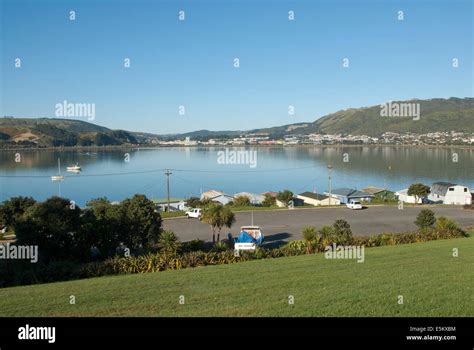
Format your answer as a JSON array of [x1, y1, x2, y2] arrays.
[[0, 146, 473, 206]]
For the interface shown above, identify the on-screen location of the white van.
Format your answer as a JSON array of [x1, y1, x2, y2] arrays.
[[185, 208, 202, 219]]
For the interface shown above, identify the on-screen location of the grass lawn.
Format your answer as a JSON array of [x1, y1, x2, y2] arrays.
[[161, 210, 186, 219], [0, 237, 472, 317]]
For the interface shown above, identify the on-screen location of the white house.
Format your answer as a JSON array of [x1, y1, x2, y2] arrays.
[[395, 189, 423, 204], [296, 192, 341, 206], [428, 182, 472, 205], [201, 190, 234, 205]]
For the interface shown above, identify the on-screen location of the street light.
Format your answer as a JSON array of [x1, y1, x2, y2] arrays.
[[327, 164, 333, 205]]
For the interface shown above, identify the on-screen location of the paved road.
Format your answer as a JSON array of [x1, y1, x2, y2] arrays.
[[163, 206, 474, 245]]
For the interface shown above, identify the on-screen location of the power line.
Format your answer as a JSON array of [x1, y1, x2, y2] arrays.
[[0, 165, 318, 178]]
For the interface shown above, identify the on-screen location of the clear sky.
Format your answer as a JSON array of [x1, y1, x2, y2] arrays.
[[1, 0, 472, 134]]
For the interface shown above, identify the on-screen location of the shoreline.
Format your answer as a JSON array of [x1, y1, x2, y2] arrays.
[[1, 143, 474, 152]]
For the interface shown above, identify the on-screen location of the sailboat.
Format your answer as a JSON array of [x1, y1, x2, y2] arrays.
[[67, 163, 81, 172], [51, 158, 65, 181]]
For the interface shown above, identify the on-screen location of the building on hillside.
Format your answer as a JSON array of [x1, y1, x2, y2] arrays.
[[201, 190, 234, 205], [324, 188, 374, 204], [296, 192, 341, 206], [428, 182, 472, 205], [395, 189, 422, 204]]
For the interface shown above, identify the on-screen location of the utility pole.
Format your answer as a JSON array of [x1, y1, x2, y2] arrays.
[[327, 164, 333, 205], [165, 169, 172, 212]]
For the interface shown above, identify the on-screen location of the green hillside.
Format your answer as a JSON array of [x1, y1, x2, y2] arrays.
[[175, 97, 474, 139], [312, 97, 474, 136], [0, 237, 472, 317], [0, 117, 138, 147]]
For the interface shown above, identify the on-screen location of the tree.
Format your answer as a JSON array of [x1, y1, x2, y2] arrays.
[[415, 209, 436, 229], [408, 183, 430, 205], [262, 194, 276, 207], [120, 194, 162, 250], [233, 195, 251, 207], [201, 203, 236, 242], [0, 196, 36, 230], [276, 190, 294, 206], [85, 197, 123, 258], [14, 197, 87, 262], [333, 218, 353, 245], [185, 197, 201, 208]]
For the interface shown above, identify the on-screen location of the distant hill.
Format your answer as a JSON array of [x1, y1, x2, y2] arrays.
[[245, 97, 474, 137], [310, 97, 474, 136], [0, 117, 139, 147], [2, 97, 472, 147]]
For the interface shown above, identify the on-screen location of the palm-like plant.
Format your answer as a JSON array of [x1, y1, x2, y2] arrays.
[[158, 230, 181, 254], [302, 226, 317, 254], [201, 204, 236, 242]]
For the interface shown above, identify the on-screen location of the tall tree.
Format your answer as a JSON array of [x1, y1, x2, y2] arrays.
[[14, 197, 87, 262], [276, 190, 294, 206], [408, 183, 431, 205], [0, 196, 36, 230]]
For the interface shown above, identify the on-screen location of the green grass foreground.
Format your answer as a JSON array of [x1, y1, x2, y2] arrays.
[[0, 237, 472, 317]]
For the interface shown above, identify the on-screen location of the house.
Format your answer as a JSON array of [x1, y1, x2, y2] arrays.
[[234, 192, 265, 205], [395, 189, 422, 204], [428, 182, 472, 205], [201, 190, 234, 205], [153, 198, 189, 212], [297, 192, 341, 206], [324, 188, 374, 204], [362, 186, 396, 201]]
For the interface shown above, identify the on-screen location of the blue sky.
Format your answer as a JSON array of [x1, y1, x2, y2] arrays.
[[1, 0, 472, 134]]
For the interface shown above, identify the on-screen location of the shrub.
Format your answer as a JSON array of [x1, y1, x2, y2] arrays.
[[333, 219, 353, 245], [182, 239, 205, 252], [302, 227, 317, 253], [211, 241, 229, 253], [415, 209, 436, 229], [262, 194, 276, 207], [233, 196, 251, 207], [158, 230, 181, 254]]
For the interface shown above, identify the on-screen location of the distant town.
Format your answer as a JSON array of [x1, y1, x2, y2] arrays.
[[152, 131, 474, 147]]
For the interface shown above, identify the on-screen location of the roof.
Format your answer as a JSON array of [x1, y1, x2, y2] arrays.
[[298, 192, 329, 201], [262, 191, 278, 197], [431, 182, 457, 197], [361, 186, 386, 195], [201, 190, 225, 198], [330, 188, 374, 198], [152, 198, 185, 204]]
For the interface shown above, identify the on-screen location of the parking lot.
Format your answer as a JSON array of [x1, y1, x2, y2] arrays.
[[163, 205, 474, 245]]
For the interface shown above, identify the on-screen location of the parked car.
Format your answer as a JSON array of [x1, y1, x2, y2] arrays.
[[185, 208, 202, 219], [346, 200, 363, 210]]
